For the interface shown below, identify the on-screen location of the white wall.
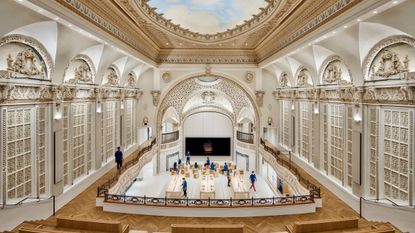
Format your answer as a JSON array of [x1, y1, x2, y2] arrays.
[[184, 112, 233, 138]]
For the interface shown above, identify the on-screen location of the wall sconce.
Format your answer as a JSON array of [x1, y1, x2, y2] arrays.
[[267, 117, 273, 126], [54, 103, 62, 120], [353, 104, 362, 122], [291, 102, 295, 110], [313, 103, 319, 114], [120, 101, 124, 110], [143, 117, 149, 126], [96, 101, 102, 113]]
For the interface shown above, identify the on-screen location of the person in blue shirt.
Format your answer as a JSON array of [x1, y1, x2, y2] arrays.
[[210, 162, 215, 171], [178, 158, 182, 166], [204, 157, 210, 167], [173, 162, 178, 173], [114, 147, 123, 170], [186, 151, 191, 165], [249, 171, 257, 192], [181, 177, 187, 197], [194, 162, 199, 169], [222, 162, 229, 174]]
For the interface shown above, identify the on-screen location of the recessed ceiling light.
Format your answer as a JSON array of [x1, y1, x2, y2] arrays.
[[68, 24, 72, 27], [166, 42, 169, 45], [323, 35, 327, 39], [373, 10, 378, 14], [343, 25, 348, 28], [332, 31, 336, 34], [245, 43, 248, 46], [54, 17, 59, 21], [37, 9, 43, 12], [393, 1, 398, 4], [17, 0, 24, 3], [357, 19, 361, 22]]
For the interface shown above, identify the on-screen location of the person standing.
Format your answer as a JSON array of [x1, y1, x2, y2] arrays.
[[114, 147, 123, 170], [178, 158, 182, 166], [186, 151, 191, 165], [222, 162, 229, 174], [194, 162, 199, 169], [173, 162, 178, 173], [249, 171, 257, 192], [204, 156, 210, 167], [227, 171, 231, 187], [182, 177, 188, 197]]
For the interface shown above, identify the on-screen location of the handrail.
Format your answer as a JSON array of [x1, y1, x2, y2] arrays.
[[97, 138, 157, 197], [104, 193, 315, 208], [161, 131, 179, 144], [360, 197, 413, 208], [0, 196, 30, 208], [260, 138, 321, 198], [236, 131, 254, 144]]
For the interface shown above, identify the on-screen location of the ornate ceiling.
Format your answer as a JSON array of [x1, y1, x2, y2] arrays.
[[55, 0, 362, 64]]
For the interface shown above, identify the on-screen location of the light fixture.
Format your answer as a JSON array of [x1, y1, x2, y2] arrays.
[[393, 0, 398, 4], [357, 19, 361, 22], [291, 102, 295, 110], [54, 103, 62, 120], [343, 25, 348, 28], [120, 101, 124, 110], [96, 102, 102, 113], [143, 117, 149, 126], [353, 104, 362, 122], [267, 117, 273, 126], [373, 10, 378, 14], [313, 104, 319, 114]]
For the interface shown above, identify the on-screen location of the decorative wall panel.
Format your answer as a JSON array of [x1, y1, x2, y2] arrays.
[[36, 106, 47, 195], [323, 104, 328, 173], [104, 101, 116, 161], [382, 108, 412, 203], [368, 108, 379, 197], [328, 104, 345, 184], [62, 105, 70, 187], [346, 106, 353, 188], [86, 103, 93, 172], [5, 108, 33, 201], [300, 102, 311, 162], [71, 103, 87, 182], [125, 99, 134, 148], [282, 101, 290, 148]]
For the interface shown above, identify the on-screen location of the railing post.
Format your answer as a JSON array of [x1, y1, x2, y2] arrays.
[[230, 197, 232, 207], [52, 195, 55, 216], [208, 197, 210, 206], [144, 195, 146, 205], [252, 197, 254, 206], [272, 196, 275, 205], [124, 194, 126, 203], [165, 196, 167, 206], [186, 197, 189, 206]]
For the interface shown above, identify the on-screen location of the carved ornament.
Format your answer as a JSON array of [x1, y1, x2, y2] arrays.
[[255, 91, 265, 107], [151, 90, 161, 107]]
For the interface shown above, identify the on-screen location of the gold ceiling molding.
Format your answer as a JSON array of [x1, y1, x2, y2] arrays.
[[54, 0, 363, 64], [120, 0, 286, 42]]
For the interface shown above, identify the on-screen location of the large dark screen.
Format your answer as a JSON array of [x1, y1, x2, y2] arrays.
[[185, 137, 231, 156]]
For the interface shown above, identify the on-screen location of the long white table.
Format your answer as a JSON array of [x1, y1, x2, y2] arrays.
[[200, 174, 215, 199], [231, 174, 249, 199], [165, 175, 183, 198]]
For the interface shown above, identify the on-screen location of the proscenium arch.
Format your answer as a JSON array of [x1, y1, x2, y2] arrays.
[[155, 72, 261, 173]]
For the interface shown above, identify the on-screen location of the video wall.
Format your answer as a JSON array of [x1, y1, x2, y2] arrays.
[[185, 137, 231, 156]]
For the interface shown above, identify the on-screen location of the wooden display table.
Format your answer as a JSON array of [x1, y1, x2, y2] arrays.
[[166, 175, 184, 198], [200, 174, 215, 199], [231, 174, 249, 199]]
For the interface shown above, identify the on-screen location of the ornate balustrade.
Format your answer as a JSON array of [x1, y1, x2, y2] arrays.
[[260, 138, 321, 198], [236, 131, 254, 144], [104, 193, 314, 208], [161, 131, 179, 144], [97, 138, 157, 197]]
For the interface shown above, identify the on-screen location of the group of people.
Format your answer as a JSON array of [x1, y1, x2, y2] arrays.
[[116, 147, 258, 198]]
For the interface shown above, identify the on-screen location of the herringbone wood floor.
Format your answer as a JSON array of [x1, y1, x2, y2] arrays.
[[37, 152, 396, 233]]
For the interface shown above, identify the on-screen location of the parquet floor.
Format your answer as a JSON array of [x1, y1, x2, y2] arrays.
[[37, 152, 393, 233]]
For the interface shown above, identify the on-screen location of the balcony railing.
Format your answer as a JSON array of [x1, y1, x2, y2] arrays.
[[260, 138, 321, 198], [161, 131, 179, 144], [97, 138, 156, 197], [236, 131, 254, 144]]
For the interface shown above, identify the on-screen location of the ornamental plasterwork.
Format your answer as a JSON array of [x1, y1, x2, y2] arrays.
[[363, 36, 415, 81], [245, 72, 254, 83], [280, 72, 289, 88], [161, 72, 171, 83], [182, 106, 235, 125], [255, 91, 265, 107], [296, 68, 313, 87], [158, 76, 257, 124], [0, 34, 53, 79], [151, 90, 161, 107], [320, 56, 351, 85], [64, 55, 95, 84], [103, 65, 120, 86], [371, 49, 409, 79], [126, 71, 136, 88]]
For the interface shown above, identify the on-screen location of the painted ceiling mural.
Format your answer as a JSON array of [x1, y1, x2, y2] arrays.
[[148, 0, 267, 34]]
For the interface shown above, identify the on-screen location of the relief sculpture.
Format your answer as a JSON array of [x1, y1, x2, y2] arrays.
[[5, 48, 45, 77], [371, 49, 409, 78]]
